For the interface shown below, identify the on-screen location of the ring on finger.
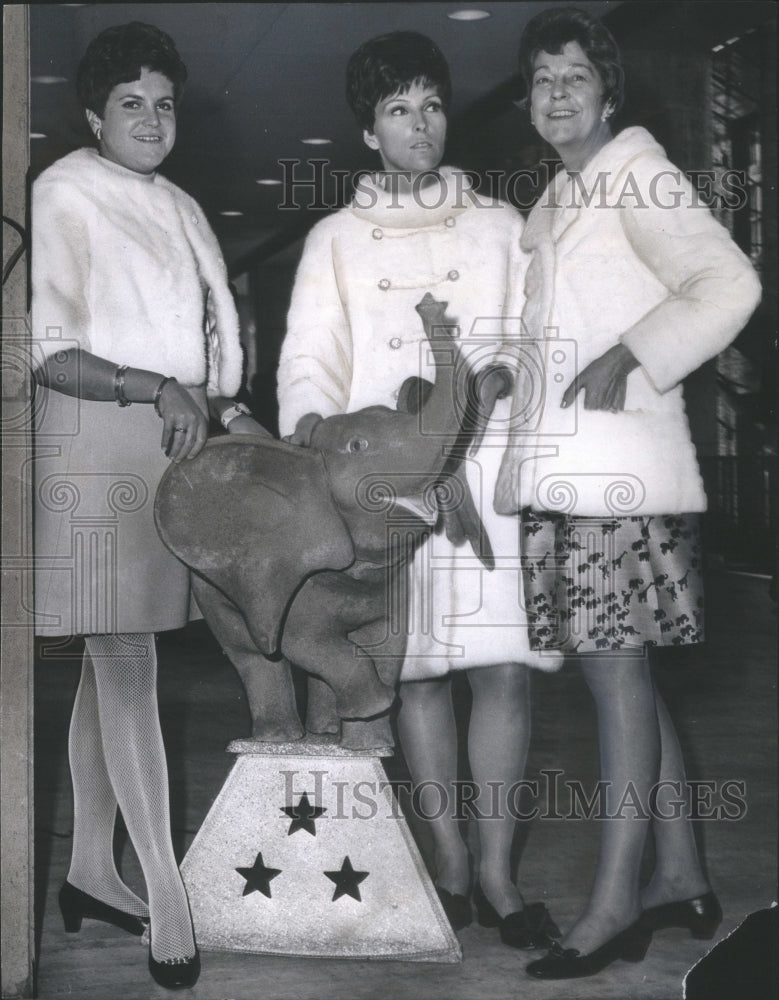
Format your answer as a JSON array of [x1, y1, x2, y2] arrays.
[[173, 427, 186, 433]]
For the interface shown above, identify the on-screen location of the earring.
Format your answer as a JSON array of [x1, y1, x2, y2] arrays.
[[96, 126, 102, 141], [600, 106, 613, 122]]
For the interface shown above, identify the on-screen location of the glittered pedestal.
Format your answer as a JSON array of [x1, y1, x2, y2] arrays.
[[180, 737, 462, 962]]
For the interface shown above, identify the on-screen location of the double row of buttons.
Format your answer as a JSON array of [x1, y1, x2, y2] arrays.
[[371, 216, 456, 241], [378, 271, 459, 292]]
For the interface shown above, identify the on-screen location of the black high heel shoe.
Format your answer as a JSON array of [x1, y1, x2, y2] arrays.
[[58, 881, 149, 937], [525, 920, 652, 979], [148, 933, 201, 990], [436, 886, 472, 931], [641, 891, 722, 939], [473, 883, 561, 949]]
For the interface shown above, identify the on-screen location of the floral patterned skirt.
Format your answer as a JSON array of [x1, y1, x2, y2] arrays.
[[520, 512, 705, 654]]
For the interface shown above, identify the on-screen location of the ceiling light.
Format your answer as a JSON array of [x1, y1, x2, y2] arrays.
[[447, 9, 491, 21], [301, 138, 332, 146], [255, 178, 282, 186], [219, 210, 244, 217], [32, 75, 68, 84], [30, 132, 47, 139]]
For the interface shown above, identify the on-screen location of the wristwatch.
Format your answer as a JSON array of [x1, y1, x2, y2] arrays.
[[220, 401, 252, 429]]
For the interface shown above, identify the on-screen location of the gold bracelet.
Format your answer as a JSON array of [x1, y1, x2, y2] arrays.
[[114, 365, 132, 407], [153, 376, 177, 416]]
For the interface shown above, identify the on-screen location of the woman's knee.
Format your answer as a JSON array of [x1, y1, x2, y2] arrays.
[[467, 661, 529, 703], [398, 677, 454, 716]]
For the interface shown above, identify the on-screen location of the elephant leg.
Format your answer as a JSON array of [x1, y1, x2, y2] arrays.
[[340, 716, 394, 751], [305, 678, 340, 736], [283, 576, 396, 721], [341, 608, 407, 751], [191, 575, 304, 742]]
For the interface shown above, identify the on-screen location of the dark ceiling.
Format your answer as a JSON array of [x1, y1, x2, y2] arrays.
[[30, 2, 623, 270]]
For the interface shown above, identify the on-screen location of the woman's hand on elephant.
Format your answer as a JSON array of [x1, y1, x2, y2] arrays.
[[157, 380, 209, 462], [227, 415, 273, 437], [283, 412, 324, 446], [561, 343, 640, 412]]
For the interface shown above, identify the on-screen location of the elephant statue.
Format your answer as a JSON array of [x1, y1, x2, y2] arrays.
[[154, 294, 512, 749]]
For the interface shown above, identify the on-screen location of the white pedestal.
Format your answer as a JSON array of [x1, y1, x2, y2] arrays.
[[181, 737, 461, 963]]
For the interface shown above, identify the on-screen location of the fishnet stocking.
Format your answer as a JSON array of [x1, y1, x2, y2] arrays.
[[67, 644, 149, 918], [82, 633, 195, 962]]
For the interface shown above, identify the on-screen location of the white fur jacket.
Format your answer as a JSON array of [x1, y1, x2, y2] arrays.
[[495, 127, 762, 517], [31, 149, 243, 397], [277, 167, 527, 436]]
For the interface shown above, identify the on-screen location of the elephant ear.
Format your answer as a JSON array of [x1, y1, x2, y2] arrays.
[[396, 376, 433, 415], [154, 435, 354, 656]]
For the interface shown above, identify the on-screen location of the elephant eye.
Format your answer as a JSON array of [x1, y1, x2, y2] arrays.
[[347, 437, 369, 453]]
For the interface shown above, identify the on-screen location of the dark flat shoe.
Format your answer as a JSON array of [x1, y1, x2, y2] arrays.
[[641, 891, 722, 939], [436, 886, 472, 930], [526, 921, 652, 979], [58, 881, 149, 937], [149, 935, 201, 990], [473, 883, 560, 949]]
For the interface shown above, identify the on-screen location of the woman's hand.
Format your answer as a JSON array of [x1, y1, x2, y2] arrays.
[[226, 414, 273, 437], [157, 380, 209, 462], [283, 412, 324, 446], [561, 343, 640, 412]]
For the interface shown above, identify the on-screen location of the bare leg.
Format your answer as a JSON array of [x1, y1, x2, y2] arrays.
[[641, 685, 710, 907], [563, 652, 658, 954], [467, 662, 530, 917], [396, 677, 470, 895], [66, 645, 149, 917], [87, 633, 195, 963]]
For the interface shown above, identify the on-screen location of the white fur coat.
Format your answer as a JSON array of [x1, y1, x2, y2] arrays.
[[278, 169, 560, 675], [278, 167, 528, 433], [495, 127, 762, 517], [31, 149, 243, 397]]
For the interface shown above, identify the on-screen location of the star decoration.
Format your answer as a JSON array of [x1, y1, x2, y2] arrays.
[[235, 851, 282, 898], [280, 792, 326, 837], [324, 856, 369, 902]]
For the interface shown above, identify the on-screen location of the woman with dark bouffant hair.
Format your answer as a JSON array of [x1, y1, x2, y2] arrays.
[[495, 5, 761, 980], [278, 29, 562, 951], [31, 21, 263, 989]]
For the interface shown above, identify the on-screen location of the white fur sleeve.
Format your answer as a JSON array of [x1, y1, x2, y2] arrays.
[[31, 178, 93, 363], [277, 218, 353, 437], [618, 157, 762, 393]]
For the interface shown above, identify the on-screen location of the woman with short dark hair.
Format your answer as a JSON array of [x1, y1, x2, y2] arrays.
[[32, 21, 261, 989], [279, 29, 561, 951], [496, 5, 761, 979]]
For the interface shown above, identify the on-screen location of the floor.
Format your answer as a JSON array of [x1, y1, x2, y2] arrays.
[[32, 570, 777, 1000]]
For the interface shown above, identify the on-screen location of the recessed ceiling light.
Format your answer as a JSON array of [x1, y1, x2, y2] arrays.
[[30, 132, 47, 139], [32, 75, 68, 84], [447, 9, 491, 21], [255, 178, 282, 186], [301, 138, 332, 146], [219, 210, 244, 217]]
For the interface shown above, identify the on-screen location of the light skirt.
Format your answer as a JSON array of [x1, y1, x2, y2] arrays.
[[33, 386, 205, 637]]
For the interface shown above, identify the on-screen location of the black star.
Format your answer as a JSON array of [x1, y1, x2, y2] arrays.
[[235, 851, 282, 898], [280, 792, 326, 836], [324, 856, 369, 902]]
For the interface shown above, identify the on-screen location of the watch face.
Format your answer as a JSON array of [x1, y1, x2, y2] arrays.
[[222, 402, 252, 427]]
